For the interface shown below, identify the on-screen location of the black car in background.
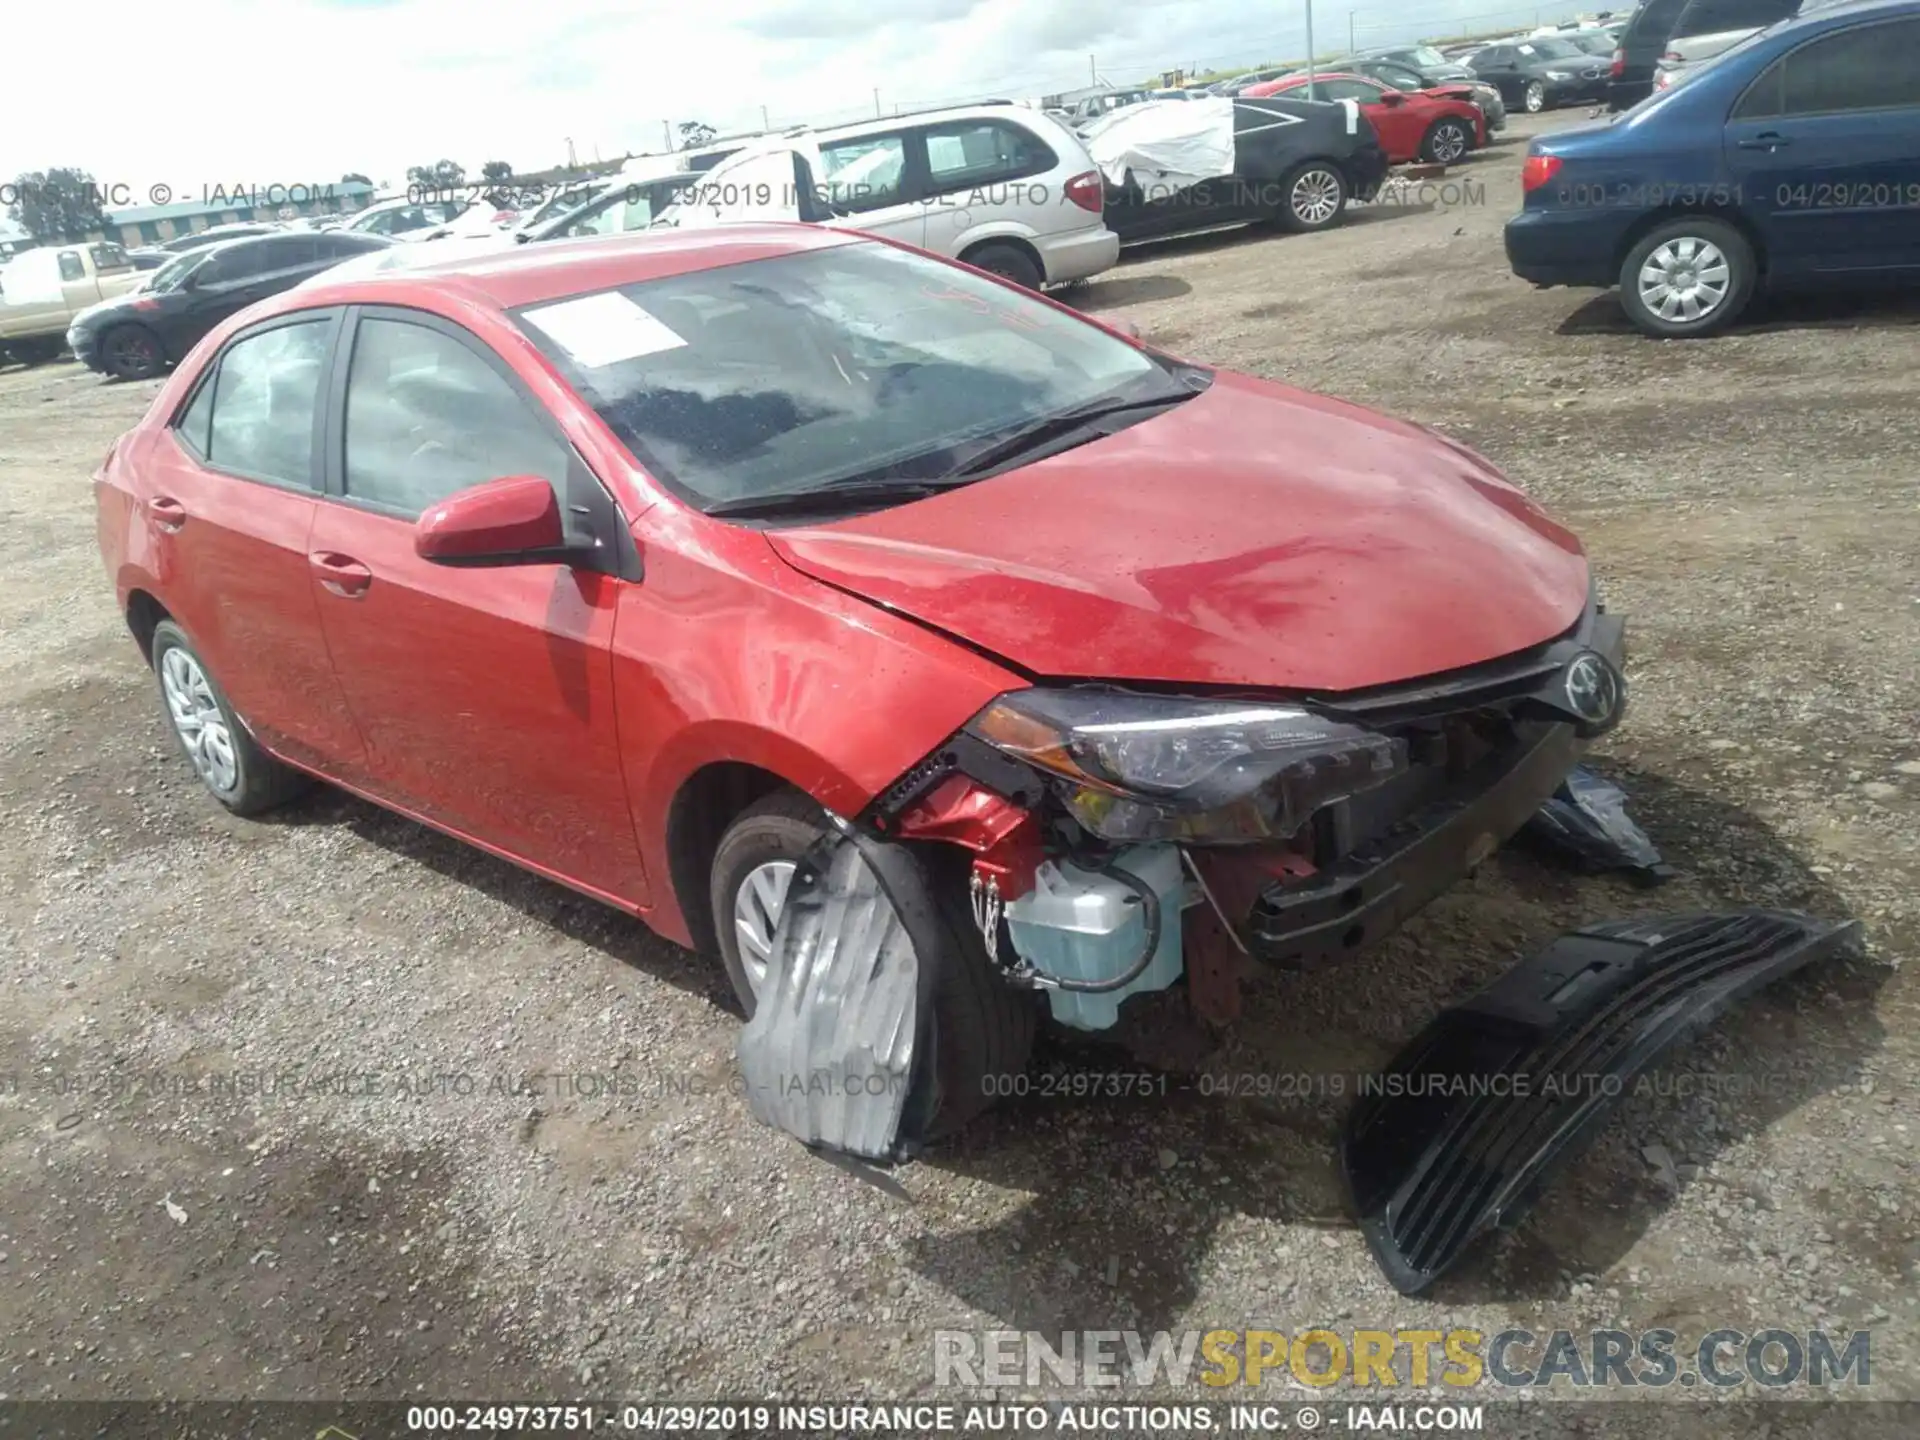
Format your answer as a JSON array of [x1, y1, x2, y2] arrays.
[[1611, 0, 1811, 109], [1100, 97, 1390, 244], [158, 222, 286, 254], [67, 231, 392, 380], [1468, 35, 1611, 112], [1354, 44, 1482, 82]]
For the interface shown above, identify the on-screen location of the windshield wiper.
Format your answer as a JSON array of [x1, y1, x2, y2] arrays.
[[704, 475, 976, 519], [935, 385, 1201, 482]]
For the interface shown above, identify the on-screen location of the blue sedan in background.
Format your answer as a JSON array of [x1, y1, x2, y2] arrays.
[[1505, 0, 1920, 336]]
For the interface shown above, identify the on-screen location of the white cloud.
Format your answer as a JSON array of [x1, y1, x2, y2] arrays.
[[2, 0, 1559, 196]]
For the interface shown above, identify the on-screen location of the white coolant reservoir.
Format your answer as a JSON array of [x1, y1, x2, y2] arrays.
[[1003, 844, 1186, 1032]]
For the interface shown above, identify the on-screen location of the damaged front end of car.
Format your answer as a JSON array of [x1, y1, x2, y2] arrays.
[[869, 595, 1629, 1028]]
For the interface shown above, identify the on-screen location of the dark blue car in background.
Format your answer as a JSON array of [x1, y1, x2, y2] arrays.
[[1506, 0, 1920, 336]]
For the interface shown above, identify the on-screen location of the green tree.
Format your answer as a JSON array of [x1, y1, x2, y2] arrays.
[[479, 159, 516, 206], [6, 167, 110, 243], [340, 172, 373, 186], [678, 121, 718, 149]]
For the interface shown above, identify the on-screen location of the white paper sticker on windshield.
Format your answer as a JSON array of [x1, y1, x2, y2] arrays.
[[1519, 44, 1536, 54], [521, 292, 687, 368]]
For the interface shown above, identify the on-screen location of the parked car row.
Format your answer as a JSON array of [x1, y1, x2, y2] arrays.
[[1509, 0, 1920, 336]]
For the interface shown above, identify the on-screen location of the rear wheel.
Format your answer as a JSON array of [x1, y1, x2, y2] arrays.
[[100, 324, 165, 381], [1523, 80, 1548, 113], [1619, 216, 1755, 339], [1421, 117, 1473, 165], [710, 789, 1038, 1137], [1275, 161, 1348, 233], [150, 620, 311, 814], [962, 242, 1043, 289]]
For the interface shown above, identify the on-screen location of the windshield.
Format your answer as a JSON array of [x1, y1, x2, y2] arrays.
[[1407, 46, 1450, 66], [148, 250, 208, 293], [513, 241, 1168, 514], [1527, 38, 1583, 59]]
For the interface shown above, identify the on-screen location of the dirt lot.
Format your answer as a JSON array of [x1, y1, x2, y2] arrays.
[[2, 112, 1916, 1426]]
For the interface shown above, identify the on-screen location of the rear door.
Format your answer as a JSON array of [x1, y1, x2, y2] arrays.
[[917, 116, 1061, 257], [1725, 14, 1920, 275], [304, 305, 647, 903], [141, 312, 367, 773]]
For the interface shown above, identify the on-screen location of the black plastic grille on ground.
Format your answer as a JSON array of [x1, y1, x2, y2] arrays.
[[1342, 910, 1859, 1295]]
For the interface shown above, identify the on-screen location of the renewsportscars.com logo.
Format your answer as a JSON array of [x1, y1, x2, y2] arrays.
[[933, 1327, 1872, 1390]]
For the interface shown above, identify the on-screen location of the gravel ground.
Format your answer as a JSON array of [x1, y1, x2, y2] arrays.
[[2, 112, 1916, 1429]]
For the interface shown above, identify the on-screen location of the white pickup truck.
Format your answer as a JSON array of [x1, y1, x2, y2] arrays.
[[0, 242, 143, 367]]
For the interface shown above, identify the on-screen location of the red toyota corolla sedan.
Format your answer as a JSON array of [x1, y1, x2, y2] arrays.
[[95, 226, 1624, 1133], [1243, 72, 1486, 164]]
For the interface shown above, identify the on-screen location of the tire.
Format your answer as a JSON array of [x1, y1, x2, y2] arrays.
[[10, 335, 63, 366], [710, 789, 1038, 1138], [1524, 80, 1548, 113], [1618, 216, 1756, 339], [100, 324, 165, 381], [963, 241, 1043, 290], [150, 620, 311, 814], [1274, 161, 1349, 233], [1421, 118, 1473, 165]]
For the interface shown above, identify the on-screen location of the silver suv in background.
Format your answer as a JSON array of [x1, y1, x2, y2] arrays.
[[655, 103, 1121, 288]]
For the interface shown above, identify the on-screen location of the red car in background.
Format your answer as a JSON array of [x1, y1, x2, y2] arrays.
[[94, 226, 1622, 1137], [1243, 72, 1487, 164]]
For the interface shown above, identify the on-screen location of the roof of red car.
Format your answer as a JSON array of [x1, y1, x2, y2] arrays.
[[1242, 72, 1372, 97], [294, 224, 863, 312]]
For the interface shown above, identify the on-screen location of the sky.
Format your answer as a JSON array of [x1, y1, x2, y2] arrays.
[[3, 0, 1589, 199]]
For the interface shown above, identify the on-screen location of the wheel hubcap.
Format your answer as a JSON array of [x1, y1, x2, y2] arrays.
[[1526, 84, 1545, 111], [1293, 170, 1341, 224], [1638, 237, 1732, 323], [732, 859, 797, 998], [1434, 126, 1466, 162], [160, 647, 237, 792]]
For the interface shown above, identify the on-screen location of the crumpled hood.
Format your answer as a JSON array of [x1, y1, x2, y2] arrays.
[[768, 371, 1590, 693]]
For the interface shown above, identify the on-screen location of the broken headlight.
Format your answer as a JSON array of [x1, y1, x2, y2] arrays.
[[967, 689, 1407, 844]]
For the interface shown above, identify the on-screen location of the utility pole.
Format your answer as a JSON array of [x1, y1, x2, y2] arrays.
[[662, 120, 672, 153], [873, 87, 882, 116], [1089, 53, 1097, 84], [1349, 9, 1357, 52], [760, 105, 770, 131], [1305, 0, 1316, 85]]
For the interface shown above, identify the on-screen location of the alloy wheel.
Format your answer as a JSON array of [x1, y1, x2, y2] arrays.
[[1636, 236, 1732, 325], [732, 859, 797, 998], [1432, 123, 1468, 163], [160, 647, 238, 793], [1525, 81, 1546, 113], [1291, 169, 1343, 226]]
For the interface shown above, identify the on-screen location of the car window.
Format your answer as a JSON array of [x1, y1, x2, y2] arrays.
[[1736, 17, 1920, 117], [1323, 78, 1385, 100], [176, 375, 215, 457], [342, 317, 570, 516], [90, 243, 130, 272], [202, 321, 331, 486], [1375, 64, 1425, 88], [198, 244, 270, 286], [1677, 0, 1799, 38], [255, 235, 320, 272], [1478, 46, 1512, 65], [921, 121, 1052, 194], [58, 250, 84, 282], [511, 239, 1165, 513], [816, 135, 909, 212]]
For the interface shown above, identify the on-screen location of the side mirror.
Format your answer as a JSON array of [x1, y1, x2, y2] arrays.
[[415, 475, 570, 566]]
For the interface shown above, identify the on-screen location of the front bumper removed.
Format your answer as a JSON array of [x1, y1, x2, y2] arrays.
[[1341, 910, 1860, 1294]]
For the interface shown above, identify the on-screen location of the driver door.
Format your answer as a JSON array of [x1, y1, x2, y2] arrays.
[[304, 305, 648, 904]]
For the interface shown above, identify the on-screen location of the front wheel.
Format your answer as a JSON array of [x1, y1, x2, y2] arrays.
[[1523, 80, 1548, 113], [1618, 216, 1756, 339], [150, 621, 311, 814], [100, 324, 165, 381], [1421, 118, 1473, 165], [710, 789, 1038, 1138], [1275, 161, 1348, 233]]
